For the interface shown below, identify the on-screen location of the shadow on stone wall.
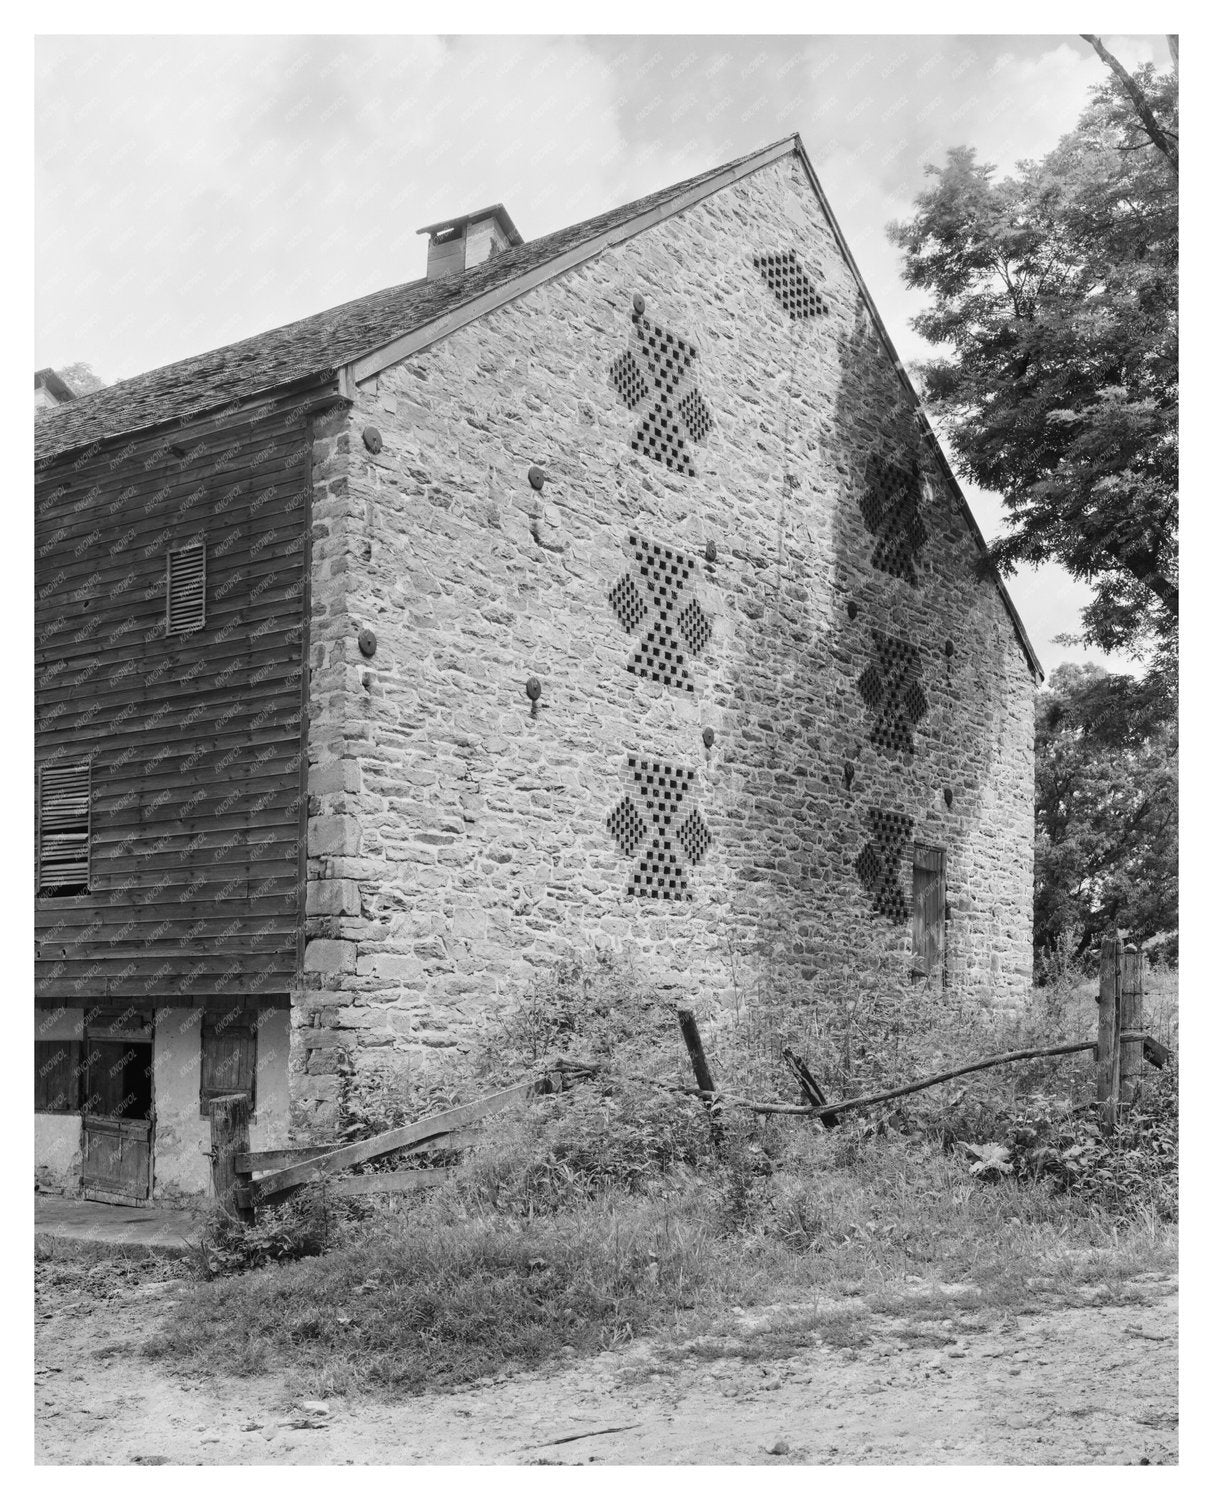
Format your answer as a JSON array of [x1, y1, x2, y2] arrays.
[[715, 298, 1018, 1067]]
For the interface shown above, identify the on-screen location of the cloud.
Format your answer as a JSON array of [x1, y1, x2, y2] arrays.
[[36, 35, 644, 378]]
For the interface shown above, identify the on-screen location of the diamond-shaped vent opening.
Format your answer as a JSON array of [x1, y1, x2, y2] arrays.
[[678, 598, 711, 657], [678, 389, 713, 444], [608, 308, 714, 477], [858, 454, 927, 585], [677, 807, 711, 866], [608, 574, 648, 635], [611, 533, 710, 695], [606, 795, 647, 858], [861, 630, 928, 756], [609, 349, 649, 411], [608, 758, 709, 902], [754, 251, 829, 319], [856, 807, 914, 924]]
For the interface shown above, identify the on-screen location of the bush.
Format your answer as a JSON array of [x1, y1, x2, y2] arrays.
[[454, 1078, 714, 1216], [1003, 1068, 1177, 1219], [473, 953, 686, 1084], [193, 1186, 360, 1277]]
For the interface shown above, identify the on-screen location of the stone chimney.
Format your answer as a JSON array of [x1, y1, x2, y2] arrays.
[[417, 204, 523, 280]]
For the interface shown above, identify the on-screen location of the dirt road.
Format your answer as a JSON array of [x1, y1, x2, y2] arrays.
[[35, 1262, 1177, 1465]]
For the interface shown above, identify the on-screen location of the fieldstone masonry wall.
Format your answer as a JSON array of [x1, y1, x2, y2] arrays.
[[291, 154, 1035, 1123]]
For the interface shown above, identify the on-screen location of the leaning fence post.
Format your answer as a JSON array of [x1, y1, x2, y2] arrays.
[[209, 1094, 254, 1223], [677, 1008, 725, 1150], [1120, 947, 1145, 1096], [1096, 931, 1124, 1134]]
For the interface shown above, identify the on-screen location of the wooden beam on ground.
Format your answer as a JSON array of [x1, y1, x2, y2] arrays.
[[251, 1077, 542, 1201], [326, 1167, 450, 1199]]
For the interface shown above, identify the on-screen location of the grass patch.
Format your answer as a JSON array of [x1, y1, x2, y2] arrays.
[[146, 1114, 1175, 1395]]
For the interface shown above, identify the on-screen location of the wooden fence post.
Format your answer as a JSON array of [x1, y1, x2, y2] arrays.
[[677, 1008, 725, 1150], [1096, 931, 1124, 1134], [209, 1094, 253, 1222], [1120, 947, 1145, 1097]]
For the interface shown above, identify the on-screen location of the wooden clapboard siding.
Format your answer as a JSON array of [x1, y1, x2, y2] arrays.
[[34, 382, 335, 1000]]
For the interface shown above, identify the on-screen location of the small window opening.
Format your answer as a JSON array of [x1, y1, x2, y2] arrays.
[[200, 1004, 257, 1115], [167, 542, 206, 633], [38, 760, 90, 896]]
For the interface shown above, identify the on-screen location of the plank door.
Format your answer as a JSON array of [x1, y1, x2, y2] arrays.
[[81, 1022, 154, 1204], [911, 844, 946, 981]]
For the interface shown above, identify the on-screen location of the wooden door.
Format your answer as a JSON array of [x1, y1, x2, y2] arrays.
[[82, 1116, 152, 1205], [81, 1019, 154, 1204], [912, 845, 946, 980]]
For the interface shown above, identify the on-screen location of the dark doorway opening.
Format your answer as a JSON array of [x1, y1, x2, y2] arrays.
[[81, 1010, 153, 1205]]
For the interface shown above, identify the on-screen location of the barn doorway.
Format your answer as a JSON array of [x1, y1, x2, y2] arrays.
[[81, 1010, 153, 1204]]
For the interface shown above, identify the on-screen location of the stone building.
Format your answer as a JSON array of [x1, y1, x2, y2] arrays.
[[34, 135, 1040, 1201]]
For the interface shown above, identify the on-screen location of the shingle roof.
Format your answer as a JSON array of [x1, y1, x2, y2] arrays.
[[35, 140, 786, 464]]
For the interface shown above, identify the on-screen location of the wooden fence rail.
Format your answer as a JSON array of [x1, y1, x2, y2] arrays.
[[673, 1030, 1165, 1121]]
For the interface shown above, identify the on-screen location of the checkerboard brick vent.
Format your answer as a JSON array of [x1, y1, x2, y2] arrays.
[[609, 309, 713, 476], [859, 454, 927, 584], [608, 758, 710, 901], [608, 533, 713, 693], [858, 631, 928, 755], [754, 251, 829, 319], [856, 807, 913, 924]]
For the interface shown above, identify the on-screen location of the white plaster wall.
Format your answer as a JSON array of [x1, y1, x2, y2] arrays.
[[152, 1005, 209, 1197], [151, 1003, 293, 1199], [35, 1115, 81, 1190], [249, 1003, 292, 1151]]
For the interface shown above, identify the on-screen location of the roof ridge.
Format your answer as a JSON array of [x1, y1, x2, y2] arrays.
[[37, 135, 794, 455]]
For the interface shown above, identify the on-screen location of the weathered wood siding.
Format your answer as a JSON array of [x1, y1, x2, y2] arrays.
[[34, 381, 332, 1000]]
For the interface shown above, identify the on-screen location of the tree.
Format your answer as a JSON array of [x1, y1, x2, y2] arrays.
[[56, 361, 106, 395], [889, 44, 1177, 680], [1034, 664, 1176, 973]]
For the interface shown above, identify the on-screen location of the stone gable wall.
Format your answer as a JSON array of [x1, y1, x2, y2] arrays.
[[292, 154, 1035, 1120]]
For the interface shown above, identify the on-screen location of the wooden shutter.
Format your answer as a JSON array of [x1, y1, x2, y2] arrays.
[[200, 1008, 256, 1114], [38, 761, 90, 895], [166, 543, 206, 633], [911, 844, 946, 979], [35, 1039, 82, 1113]]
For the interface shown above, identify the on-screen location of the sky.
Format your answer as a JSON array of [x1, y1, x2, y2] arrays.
[[34, 31, 1173, 680]]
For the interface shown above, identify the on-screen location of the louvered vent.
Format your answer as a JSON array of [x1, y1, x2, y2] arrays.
[[166, 543, 206, 633], [38, 761, 90, 896]]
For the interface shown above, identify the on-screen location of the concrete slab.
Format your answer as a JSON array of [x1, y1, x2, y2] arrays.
[[34, 1195, 204, 1258]]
